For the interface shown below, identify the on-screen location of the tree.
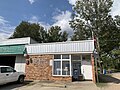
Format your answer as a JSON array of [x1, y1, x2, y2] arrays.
[[70, 0, 113, 39], [98, 16, 118, 51], [10, 21, 48, 43], [70, 0, 120, 71], [48, 26, 68, 42], [11, 21, 69, 43], [61, 31, 68, 41]]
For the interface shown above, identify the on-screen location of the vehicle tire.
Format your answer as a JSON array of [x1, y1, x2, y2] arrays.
[[18, 76, 24, 83]]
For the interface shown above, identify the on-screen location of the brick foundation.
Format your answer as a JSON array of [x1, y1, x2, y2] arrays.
[[25, 55, 72, 82]]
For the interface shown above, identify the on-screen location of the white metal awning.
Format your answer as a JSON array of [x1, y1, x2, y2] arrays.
[[26, 40, 94, 55]]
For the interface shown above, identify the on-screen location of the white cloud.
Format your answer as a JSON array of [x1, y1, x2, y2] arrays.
[[29, 16, 39, 23], [0, 16, 8, 25], [29, 16, 50, 29], [0, 16, 15, 40], [0, 33, 9, 41], [38, 22, 50, 30], [52, 11, 73, 36], [67, 0, 120, 17], [29, 10, 73, 37], [68, 0, 77, 5], [111, 0, 120, 16], [28, 0, 36, 4]]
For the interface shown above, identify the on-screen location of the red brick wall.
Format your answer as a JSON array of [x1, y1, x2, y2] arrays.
[[25, 55, 72, 82]]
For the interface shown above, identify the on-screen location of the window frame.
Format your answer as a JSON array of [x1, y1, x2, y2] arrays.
[[62, 61, 70, 75], [53, 61, 61, 75], [53, 54, 71, 76]]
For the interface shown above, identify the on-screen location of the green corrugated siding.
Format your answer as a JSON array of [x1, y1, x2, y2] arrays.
[[0, 45, 25, 55]]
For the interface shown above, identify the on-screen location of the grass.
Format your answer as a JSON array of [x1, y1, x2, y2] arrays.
[[96, 82, 108, 88], [95, 74, 109, 88]]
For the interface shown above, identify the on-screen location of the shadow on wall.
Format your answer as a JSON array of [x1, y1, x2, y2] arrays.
[[98, 74, 120, 84]]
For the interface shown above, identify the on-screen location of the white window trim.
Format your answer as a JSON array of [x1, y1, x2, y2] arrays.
[[61, 55, 62, 75], [52, 60, 61, 76], [52, 74, 70, 77], [70, 54, 72, 76], [52, 54, 71, 76]]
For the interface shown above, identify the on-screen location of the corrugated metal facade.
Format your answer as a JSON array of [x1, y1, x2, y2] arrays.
[[0, 37, 37, 46], [26, 40, 94, 55]]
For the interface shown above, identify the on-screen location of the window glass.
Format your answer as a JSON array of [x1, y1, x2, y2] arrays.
[[1, 67, 14, 73], [71, 55, 81, 60], [54, 55, 61, 59], [82, 55, 91, 60], [53, 54, 70, 76], [62, 54, 69, 59], [53, 61, 61, 75], [62, 61, 70, 75]]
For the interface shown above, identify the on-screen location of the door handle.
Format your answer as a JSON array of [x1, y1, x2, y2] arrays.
[[6, 74, 9, 76]]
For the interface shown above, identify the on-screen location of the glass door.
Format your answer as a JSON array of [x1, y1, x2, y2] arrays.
[[71, 54, 81, 81]]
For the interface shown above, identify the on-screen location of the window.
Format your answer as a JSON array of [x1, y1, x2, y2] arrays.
[[62, 54, 69, 59], [71, 55, 81, 60], [53, 54, 71, 76], [82, 55, 91, 60], [1, 67, 14, 73], [54, 55, 61, 59], [62, 61, 70, 75], [53, 61, 61, 75]]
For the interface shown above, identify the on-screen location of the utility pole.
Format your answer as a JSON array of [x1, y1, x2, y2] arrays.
[[92, 31, 100, 83], [93, 49, 99, 83]]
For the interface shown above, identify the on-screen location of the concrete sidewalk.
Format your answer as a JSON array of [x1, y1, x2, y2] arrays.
[[1, 80, 120, 90], [18, 80, 120, 90], [16, 81, 98, 90]]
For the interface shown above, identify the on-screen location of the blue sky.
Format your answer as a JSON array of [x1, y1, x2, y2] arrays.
[[0, 0, 120, 40]]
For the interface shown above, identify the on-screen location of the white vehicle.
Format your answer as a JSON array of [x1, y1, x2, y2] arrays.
[[0, 66, 25, 85]]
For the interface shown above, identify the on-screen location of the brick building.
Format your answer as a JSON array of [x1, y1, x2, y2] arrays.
[[25, 40, 96, 82], [0, 37, 96, 82]]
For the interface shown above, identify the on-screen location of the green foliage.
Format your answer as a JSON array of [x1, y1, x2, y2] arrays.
[[70, 0, 120, 69], [112, 50, 120, 55], [99, 15, 120, 53], [48, 26, 68, 42], [10, 21, 47, 43], [10, 21, 68, 43], [61, 31, 68, 41], [101, 54, 116, 69], [70, 0, 113, 39]]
